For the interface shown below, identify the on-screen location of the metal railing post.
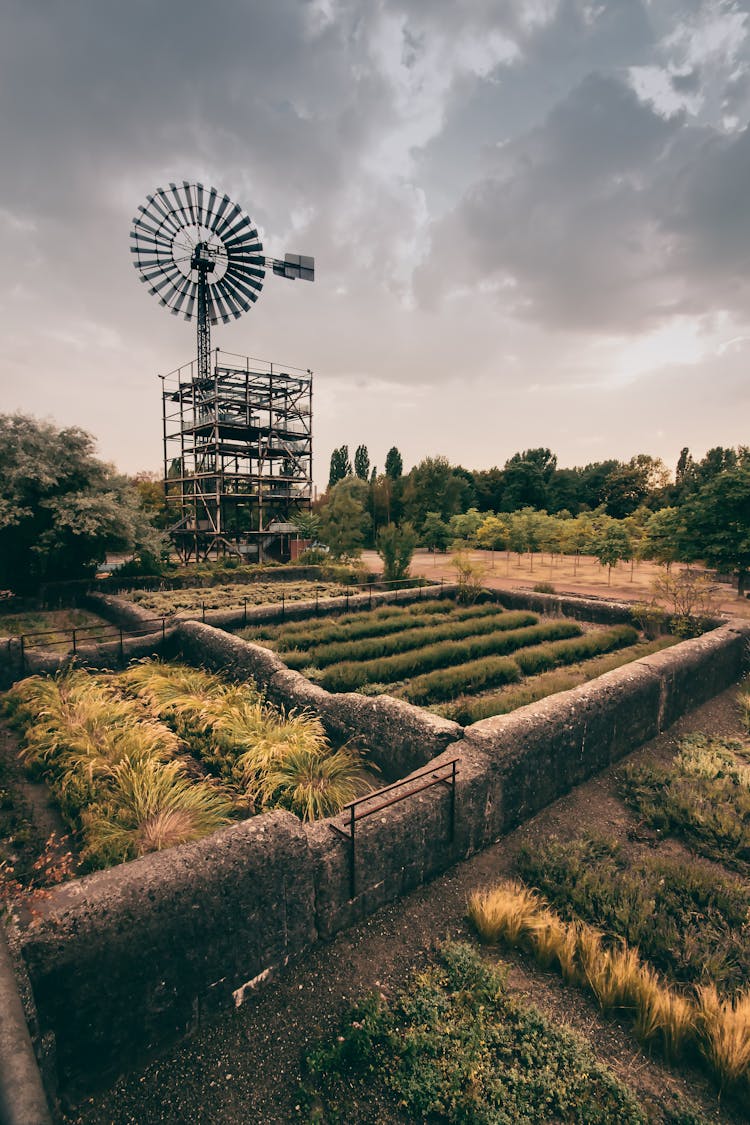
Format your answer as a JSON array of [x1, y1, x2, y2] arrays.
[[349, 802, 356, 899], [71, 629, 77, 655]]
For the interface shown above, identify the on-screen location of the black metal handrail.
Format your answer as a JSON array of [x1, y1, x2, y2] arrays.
[[13, 617, 171, 674], [330, 757, 459, 899]]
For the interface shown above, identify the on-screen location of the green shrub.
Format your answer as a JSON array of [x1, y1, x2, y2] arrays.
[[447, 637, 675, 723], [619, 734, 750, 873], [252, 599, 453, 648], [287, 609, 538, 670], [318, 619, 582, 693], [516, 836, 750, 994], [403, 656, 521, 703], [304, 942, 650, 1124], [513, 625, 639, 675]]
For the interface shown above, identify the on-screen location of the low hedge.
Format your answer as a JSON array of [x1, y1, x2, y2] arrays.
[[250, 600, 453, 647], [513, 625, 639, 675], [404, 624, 638, 705], [285, 609, 539, 670], [402, 656, 522, 703], [318, 619, 582, 692]]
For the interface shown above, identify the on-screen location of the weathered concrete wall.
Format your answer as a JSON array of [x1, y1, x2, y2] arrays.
[[494, 587, 636, 624], [10, 601, 750, 1100], [21, 812, 314, 1094]]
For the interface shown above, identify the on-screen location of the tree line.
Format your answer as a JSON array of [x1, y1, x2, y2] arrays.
[[317, 443, 750, 593]]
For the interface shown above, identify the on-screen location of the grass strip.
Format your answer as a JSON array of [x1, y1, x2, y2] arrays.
[[284, 609, 538, 669], [318, 619, 582, 693], [469, 878, 750, 1095], [266, 599, 502, 651], [303, 941, 651, 1125], [619, 733, 750, 874], [245, 599, 454, 645], [444, 637, 674, 723], [515, 835, 750, 994]]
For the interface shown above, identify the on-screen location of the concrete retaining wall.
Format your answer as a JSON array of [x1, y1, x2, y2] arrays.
[[9, 596, 750, 1101]]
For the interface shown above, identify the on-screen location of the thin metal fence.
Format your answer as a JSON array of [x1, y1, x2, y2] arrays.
[[330, 757, 459, 899], [15, 617, 170, 675]]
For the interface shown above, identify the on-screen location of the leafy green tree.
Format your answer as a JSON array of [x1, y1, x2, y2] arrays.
[[475, 514, 507, 568], [471, 466, 505, 512], [501, 450, 554, 511], [592, 523, 632, 585], [0, 414, 164, 592], [319, 477, 370, 560], [291, 510, 322, 543], [421, 511, 451, 554], [448, 507, 483, 545], [641, 507, 685, 569], [354, 444, 370, 481], [402, 456, 472, 527], [680, 468, 750, 593], [376, 521, 417, 582], [328, 445, 352, 489], [384, 446, 403, 480]]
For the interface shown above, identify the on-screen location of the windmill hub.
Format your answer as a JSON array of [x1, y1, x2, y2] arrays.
[[191, 243, 217, 273]]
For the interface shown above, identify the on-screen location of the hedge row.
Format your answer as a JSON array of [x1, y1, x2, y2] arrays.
[[402, 656, 522, 704], [271, 599, 506, 653], [249, 599, 453, 647], [403, 624, 639, 705], [318, 619, 582, 693], [513, 624, 639, 675], [284, 609, 539, 670]]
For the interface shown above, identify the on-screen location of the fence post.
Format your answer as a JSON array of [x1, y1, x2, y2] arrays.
[[161, 617, 166, 642], [243, 598, 247, 627], [119, 628, 124, 663], [202, 601, 206, 623], [368, 583, 372, 608], [315, 591, 319, 616], [349, 803, 356, 900], [72, 629, 77, 655], [345, 589, 349, 612]]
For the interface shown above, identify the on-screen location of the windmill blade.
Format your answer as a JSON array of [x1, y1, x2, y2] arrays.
[[226, 252, 265, 279], [205, 288, 220, 326], [171, 274, 195, 318], [201, 186, 220, 233], [225, 266, 263, 304], [149, 190, 184, 236], [183, 288, 197, 321], [194, 183, 205, 227], [133, 213, 173, 246], [219, 213, 255, 248], [214, 276, 244, 319], [213, 202, 244, 241], [209, 192, 232, 234], [210, 283, 232, 324], [182, 181, 197, 227], [168, 182, 192, 231]]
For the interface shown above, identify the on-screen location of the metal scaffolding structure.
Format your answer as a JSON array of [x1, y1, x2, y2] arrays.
[[161, 348, 313, 563]]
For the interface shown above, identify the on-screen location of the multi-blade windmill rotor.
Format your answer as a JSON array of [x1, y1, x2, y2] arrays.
[[130, 182, 314, 381]]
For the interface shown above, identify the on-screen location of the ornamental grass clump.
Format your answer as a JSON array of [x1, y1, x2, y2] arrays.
[[468, 877, 750, 1089], [80, 757, 235, 867], [254, 743, 371, 822]]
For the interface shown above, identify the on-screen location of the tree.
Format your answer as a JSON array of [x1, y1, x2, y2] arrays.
[[0, 414, 164, 592], [452, 552, 487, 604], [354, 444, 370, 481], [384, 446, 403, 480], [402, 456, 472, 527], [471, 466, 505, 512], [680, 468, 750, 594], [376, 522, 417, 583], [318, 477, 370, 560], [291, 510, 322, 543], [641, 507, 685, 569], [475, 514, 507, 568], [328, 445, 352, 489], [591, 522, 632, 585], [501, 450, 553, 511], [421, 511, 451, 554], [448, 507, 483, 545]]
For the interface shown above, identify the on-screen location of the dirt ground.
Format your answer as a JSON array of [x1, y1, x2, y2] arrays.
[[362, 548, 750, 622], [64, 686, 749, 1125]]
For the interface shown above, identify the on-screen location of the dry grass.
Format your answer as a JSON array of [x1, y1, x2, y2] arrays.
[[468, 877, 750, 1091]]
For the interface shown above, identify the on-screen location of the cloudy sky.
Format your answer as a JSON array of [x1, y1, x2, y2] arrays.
[[2, 0, 750, 488]]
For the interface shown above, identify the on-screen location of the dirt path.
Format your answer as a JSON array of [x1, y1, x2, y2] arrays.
[[65, 687, 748, 1125]]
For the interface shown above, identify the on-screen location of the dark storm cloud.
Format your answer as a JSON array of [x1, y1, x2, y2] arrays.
[[416, 69, 750, 333]]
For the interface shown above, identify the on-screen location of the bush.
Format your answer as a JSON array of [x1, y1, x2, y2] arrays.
[[403, 656, 521, 704], [287, 609, 537, 670], [512, 625, 638, 676], [318, 619, 582, 693], [515, 835, 750, 994], [304, 941, 650, 1124], [619, 734, 750, 872]]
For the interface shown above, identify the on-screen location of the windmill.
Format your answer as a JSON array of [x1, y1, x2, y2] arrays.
[[129, 182, 316, 564], [130, 182, 314, 384]]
